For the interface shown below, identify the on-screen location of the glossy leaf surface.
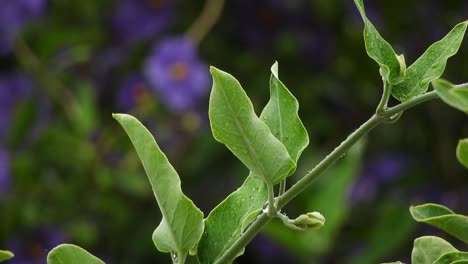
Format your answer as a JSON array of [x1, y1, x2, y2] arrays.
[[410, 203, 468, 243], [433, 79, 468, 114], [114, 114, 204, 263], [392, 21, 468, 101], [47, 244, 104, 264], [411, 236, 458, 264]]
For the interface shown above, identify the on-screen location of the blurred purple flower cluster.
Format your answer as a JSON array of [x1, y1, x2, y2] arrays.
[[0, 0, 47, 55], [144, 37, 211, 113], [111, 0, 174, 44], [0, 149, 10, 198], [0, 73, 34, 140]]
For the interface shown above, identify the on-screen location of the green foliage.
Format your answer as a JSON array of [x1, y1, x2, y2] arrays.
[[456, 139, 468, 169], [354, 0, 468, 102], [0, 250, 14, 262], [411, 236, 458, 264], [196, 177, 267, 264], [433, 79, 468, 114], [198, 63, 309, 264], [113, 114, 204, 264], [208, 67, 295, 185], [47, 244, 104, 264], [432, 252, 468, 264], [410, 203, 468, 243], [353, 0, 404, 84], [260, 62, 310, 163], [392, 21, 468, 101]]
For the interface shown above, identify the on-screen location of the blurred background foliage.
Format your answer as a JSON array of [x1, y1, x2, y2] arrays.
[[0, 0, 467, 263]]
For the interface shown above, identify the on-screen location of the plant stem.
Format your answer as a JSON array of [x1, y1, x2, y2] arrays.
[[383, 90, 438, 117], [186, 0, 225, 45], [215, 91, 440, 263], [376, 79, 391, 114], [277, 114, 382, 208], [266, 182, 276, 217]]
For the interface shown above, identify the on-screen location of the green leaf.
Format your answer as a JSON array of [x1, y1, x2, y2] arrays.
[[353, 0, 403, 84], [457, 139, 468, 169], [433, 79, 468, 114], [411, 236, 458, 264], [209, 67, 295, 185], [392, 21, 468, 101], [433, 252, 468, 264], [197, 176, 267, 264], [410, 203, 468, 243], [47, 244, 104, 264], [260, 62, 309, 163], [380, 262, 405, 264], [113, 114, 204, 263], [198, 64, 308, 263], [0, 250, 14, 262]]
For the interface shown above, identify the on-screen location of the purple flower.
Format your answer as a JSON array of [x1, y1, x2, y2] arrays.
[[0, 0, 47, 55], [144, 37, 211, 112], [0, 73, 34, 139], [348, 154, 407, 205], [115, 75, 152, 111], [5, 227, 67, 264], [111, 0, 174, 43], [0, 149, 10, 198]]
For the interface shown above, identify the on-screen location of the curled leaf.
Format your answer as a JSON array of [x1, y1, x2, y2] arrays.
[[410, 203, 468, 243]]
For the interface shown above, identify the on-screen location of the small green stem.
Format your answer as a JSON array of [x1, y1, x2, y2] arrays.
[[383, 90, 439, 117], [276, 179, 286, 207], [186, 0, 225, 45], [214, 90, 440, 263], [376, 79, 391, 114], [266, 182, 276, 217]]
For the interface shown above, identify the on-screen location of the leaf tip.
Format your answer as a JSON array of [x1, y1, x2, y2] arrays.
[[271, 61, 279, 78]]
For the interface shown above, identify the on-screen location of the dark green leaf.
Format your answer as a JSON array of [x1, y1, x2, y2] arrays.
[[433, 79, 468, 114], [411, 236, 458, 264], [113, 114, 204, 263], [353, 0, 404, 84], [47, 244, 104, 264], [209, 67, 295, 185], [392, 21, 468, 101], [410, 203, 468, 243], [0, 250, 14, 262], [457, 138, 468, 169]]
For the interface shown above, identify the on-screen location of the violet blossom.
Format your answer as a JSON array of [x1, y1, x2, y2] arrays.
[[144, 37, 211, 113], [0, 0, 47, 55]]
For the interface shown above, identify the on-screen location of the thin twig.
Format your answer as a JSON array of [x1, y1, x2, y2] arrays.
[[186, 0, 225, 45]]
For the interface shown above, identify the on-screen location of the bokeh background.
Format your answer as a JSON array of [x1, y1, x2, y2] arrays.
[[1, 0, 467, 263]]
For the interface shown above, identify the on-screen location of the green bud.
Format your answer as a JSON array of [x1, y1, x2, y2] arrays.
[[281, 211, 325, 231]]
